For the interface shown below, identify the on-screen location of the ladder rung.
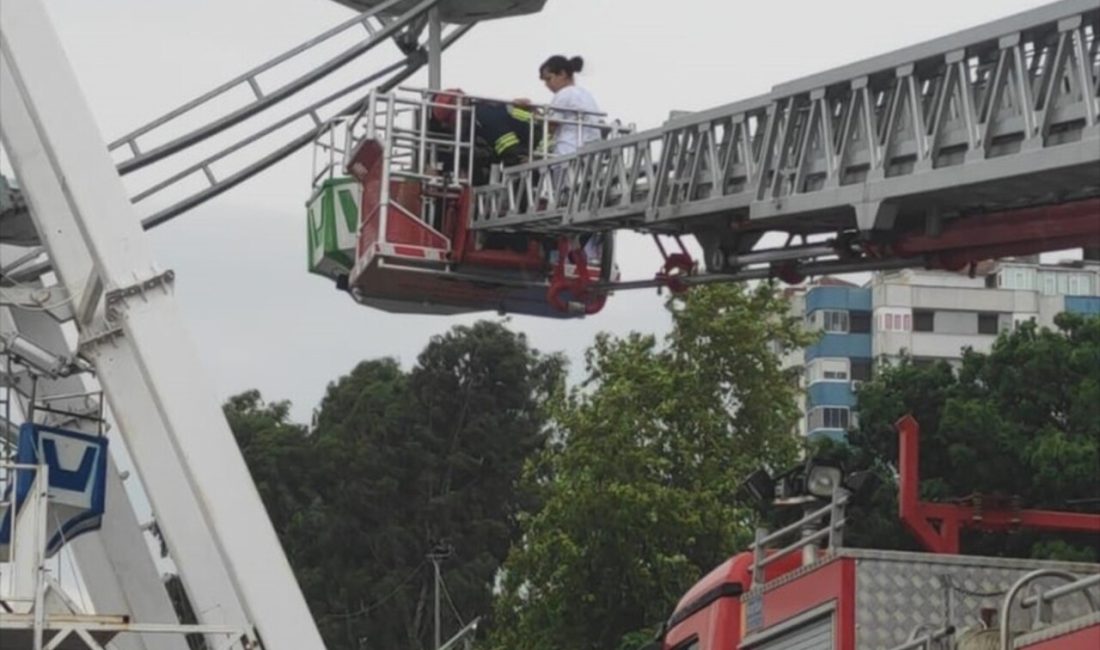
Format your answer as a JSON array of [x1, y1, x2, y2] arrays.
[[247, 77, 265, 99]]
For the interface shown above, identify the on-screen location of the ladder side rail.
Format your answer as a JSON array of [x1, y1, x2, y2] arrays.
[[474, 0, 1099, 237], [115, 0, 440, 176], [470, 124, 665, 230], [130, 56, 412, 205], [771, 0, 1098, 99], [127, 23, 472, 231], [107, 0, 404, 158]]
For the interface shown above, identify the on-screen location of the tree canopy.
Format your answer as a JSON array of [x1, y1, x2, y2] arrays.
[[224, 296, 1100, 650], [488, 284, 813, 650], [227, 321, 562, 649], [825, 312, 1100, 561]]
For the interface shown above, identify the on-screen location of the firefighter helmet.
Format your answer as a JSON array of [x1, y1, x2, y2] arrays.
[[431, 88, 465, 127]]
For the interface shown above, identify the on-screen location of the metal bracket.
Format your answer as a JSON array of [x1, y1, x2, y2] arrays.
[[77, 325, 126, 354], [103, 269, 175, 321], [0, 285, 75, 322]]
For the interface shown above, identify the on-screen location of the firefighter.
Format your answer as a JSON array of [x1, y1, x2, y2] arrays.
[[430, 90, 541, 183], [431, 90, 544, 253]]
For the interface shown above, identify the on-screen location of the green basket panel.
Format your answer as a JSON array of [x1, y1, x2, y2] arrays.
[[307, 177, 361, 279]]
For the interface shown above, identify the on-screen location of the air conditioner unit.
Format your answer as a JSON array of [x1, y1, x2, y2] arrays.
[[851, 380, 864, 392]]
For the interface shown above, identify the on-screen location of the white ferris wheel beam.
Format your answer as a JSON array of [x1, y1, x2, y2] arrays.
[[1, 305, 189, 650], [0, 0, 326, 647]]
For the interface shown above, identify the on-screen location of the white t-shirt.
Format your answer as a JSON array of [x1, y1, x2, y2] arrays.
[[549, 85, 601, 156]]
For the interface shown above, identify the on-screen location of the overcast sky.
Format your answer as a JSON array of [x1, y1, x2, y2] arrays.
[[31, 0, 1056, 424]]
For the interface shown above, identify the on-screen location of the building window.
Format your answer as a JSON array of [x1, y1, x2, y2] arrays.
[[978, 313, 999, 335], [808, 358, 849, 383], [850, 311, 871, 333], [820, 310, 849, 333], [808, 406, 850, 431], [1067, 274, 1090, 295], [913, 310, 934, 332], [880, 311, 913, 332], [851, 359, 872, 381], [827, 408, 848, 430]]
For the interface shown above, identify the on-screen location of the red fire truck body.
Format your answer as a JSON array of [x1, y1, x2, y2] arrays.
[[663, 548, 1099, 650], [660, 417, 1100, 650]]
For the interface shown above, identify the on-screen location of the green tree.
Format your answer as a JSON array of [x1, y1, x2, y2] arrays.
[[228, 321, 562, 650], [825, 312, 1100, 560], [489, 284, 813, 650]]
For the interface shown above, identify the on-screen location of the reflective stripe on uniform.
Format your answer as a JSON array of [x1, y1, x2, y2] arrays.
[[494, 132, 520, 154], [507, 105, 532, 122]]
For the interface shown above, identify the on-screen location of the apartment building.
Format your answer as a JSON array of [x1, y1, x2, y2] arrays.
[[789, 259, 1100, 441]]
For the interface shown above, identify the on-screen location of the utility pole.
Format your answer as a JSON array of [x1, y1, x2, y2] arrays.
[[427, 542, 453, 650]]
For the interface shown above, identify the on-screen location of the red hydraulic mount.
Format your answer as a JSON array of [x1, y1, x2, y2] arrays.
[[896, 414, 1100, 554]]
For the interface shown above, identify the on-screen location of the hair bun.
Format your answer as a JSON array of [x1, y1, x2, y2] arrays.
[[568, 56, 585, 74]]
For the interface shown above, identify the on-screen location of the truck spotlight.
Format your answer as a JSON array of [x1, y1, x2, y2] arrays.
[[738, 468, 775, 506], [805, 462, 844, 499], [842, 469, 880, 499]]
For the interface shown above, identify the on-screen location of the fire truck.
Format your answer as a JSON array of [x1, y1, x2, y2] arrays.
[[655, 416, 1100, 650]]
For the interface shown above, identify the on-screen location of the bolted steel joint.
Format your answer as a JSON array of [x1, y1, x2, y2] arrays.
[[104, 269, 176, 319]]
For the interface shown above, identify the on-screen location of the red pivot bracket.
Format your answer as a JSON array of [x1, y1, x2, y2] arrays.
[[547, 236, 606, 315], [652, 235, 696, 294]]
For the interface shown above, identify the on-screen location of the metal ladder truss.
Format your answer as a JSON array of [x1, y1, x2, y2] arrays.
[[472, 0, 1100, 275], [112, 0, 424, 175]]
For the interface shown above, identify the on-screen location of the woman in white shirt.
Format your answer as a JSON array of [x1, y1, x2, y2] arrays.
[[539, 55, 602, 157], [539, 55, 608, 265]]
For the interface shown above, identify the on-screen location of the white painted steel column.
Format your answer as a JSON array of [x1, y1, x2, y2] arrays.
[[3, 307, 189, 650], [0, 46, 248, 650], [10, 465, 48, 606], [0, 1, 325, 648]]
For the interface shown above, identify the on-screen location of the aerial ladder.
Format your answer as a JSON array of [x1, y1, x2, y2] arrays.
[[319, 0, 1099, 318], [469, 0, 1100, 295]]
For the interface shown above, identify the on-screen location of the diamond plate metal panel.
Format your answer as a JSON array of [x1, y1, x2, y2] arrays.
[[849, 550, 1100, 648]]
